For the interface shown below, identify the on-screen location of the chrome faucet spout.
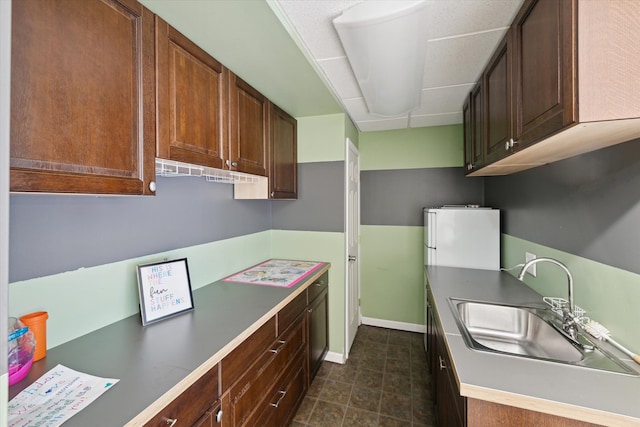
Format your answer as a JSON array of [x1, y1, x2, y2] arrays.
[[517, 257, 576, 336]]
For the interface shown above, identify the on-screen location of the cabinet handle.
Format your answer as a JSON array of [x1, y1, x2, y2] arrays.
[[149, 181, 156, 192], [225, 160, 239, 168], [270, 191, 275, 197], [505, 138, 518, 151], [215, 409, 223, 424], [269, 340, 286, 354], [439, 356, 446, 371], [164, 418, 177, 427], [270, 390, 287, 408]]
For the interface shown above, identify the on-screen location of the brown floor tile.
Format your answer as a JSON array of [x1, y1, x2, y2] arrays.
[[319, 379, 353, 404], [387, 344, 411, 362], [379, 392, 412, 421], [382, 372, 411, 395], [385, 358, 411, 377], [307, 400, 346, 426], [294, 396, 317, 423], [354, 368, 384, 389], [307, 376, 326, 398], [295, 326, 436, 427], [329, 360, 359, 383], [342, 407, 379, 427], [349, 385, 381, 412], [377, 415, 412, 427]]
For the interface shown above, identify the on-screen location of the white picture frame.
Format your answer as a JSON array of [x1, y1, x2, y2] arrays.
[[136, 258, 194, 326]]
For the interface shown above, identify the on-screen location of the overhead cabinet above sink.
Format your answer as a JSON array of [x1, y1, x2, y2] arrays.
[[464, 0, 640, 176]]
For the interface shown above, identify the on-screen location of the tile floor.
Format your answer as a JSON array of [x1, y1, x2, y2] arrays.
[[292, 325, 435, 426]]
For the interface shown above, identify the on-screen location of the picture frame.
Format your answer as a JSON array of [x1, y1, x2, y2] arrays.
[[136, 258, 194, 326]]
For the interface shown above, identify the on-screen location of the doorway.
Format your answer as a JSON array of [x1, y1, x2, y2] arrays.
[[345, 138, 360, 356]]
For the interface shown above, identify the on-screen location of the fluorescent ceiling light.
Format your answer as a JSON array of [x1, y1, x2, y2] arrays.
[[333, 1, 429, 118]]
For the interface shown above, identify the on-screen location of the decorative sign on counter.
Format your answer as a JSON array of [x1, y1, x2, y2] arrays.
[[136, 258, 194, 326], [223, 259, 323, 288], [8, 364, 119, 427]]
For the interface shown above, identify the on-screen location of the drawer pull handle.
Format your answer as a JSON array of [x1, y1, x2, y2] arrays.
[[215, 409, 223, 423], [164, 418, 177, 427], [269, 340, 286, 354], [439, 356, 446, 370], [270, 390, 287, 408]]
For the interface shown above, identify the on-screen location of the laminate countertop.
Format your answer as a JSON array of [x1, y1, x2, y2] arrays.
[[425, 265, 640, 427], [8, 262, 331, 426]]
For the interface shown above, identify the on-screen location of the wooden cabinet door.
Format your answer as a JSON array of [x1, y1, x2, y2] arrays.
[[462, 96, 473, 172], [156, 17, 228, 169], [513, 0, 576, 148], [228, 74, 268, 176], [484, 31, 513, 164], [470, 83, 484, 169], [10, 0, 156, 195], [308, 289, 328, 383], [269, 104, 297, 199]]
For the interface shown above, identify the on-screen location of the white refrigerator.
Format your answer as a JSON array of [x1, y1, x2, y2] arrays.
[[424, 206, 500, 270]]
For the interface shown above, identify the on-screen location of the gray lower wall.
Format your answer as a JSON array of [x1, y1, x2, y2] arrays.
[[10, 161, 345, 283], [485, 138, 640, 275], [361, 167, 485, 226], [272, 161, 345, 232], [10, 176, 271, 282]]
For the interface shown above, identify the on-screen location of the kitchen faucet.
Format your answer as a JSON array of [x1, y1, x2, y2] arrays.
[[517, 257, 579, 339]]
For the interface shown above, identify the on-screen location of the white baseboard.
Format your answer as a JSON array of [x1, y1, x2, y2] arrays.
[[323, 351, 346, 364], [361, 317, 426, 334]]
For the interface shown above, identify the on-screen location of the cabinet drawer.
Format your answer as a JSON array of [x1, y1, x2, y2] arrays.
[[307, 271, 328, 303], [144, 364, 219, 427], [228, 316, 305, 426], [252, 351, 307, 427], [221, 316, 276, 391], [277, 291, 307, 336]]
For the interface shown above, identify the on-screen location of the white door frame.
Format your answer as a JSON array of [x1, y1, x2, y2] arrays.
[[344, 137, 361, 359]]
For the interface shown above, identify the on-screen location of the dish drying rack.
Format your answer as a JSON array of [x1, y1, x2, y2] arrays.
[[155, 158, 260, 185], [542, 297, 589, 325]]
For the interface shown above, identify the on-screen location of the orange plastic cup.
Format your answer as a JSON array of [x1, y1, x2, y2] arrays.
[[20, 311, 49, 361]]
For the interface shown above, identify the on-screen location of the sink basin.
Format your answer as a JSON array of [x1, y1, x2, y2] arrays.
[[455, 301, 582, 362], [449, 298, 639, 376]]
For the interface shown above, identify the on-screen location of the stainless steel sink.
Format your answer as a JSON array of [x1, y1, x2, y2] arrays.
[[449, 298, 639, 375]]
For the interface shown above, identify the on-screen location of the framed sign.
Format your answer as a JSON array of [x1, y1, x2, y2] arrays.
[[136, 258, 194, 326]]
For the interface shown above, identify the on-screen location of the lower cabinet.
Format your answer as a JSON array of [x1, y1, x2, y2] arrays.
[[146, 271, 329, 427], [144, 365, 220, 427], [307, 272, 329, 384], [427, 287, 465, 427]]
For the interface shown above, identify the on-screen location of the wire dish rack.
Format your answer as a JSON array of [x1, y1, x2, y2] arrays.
[[543, 296, 589, 326], [155, 158, 260, 185]]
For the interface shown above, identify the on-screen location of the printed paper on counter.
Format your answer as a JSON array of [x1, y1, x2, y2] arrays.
[[8, 364, 119, 427]]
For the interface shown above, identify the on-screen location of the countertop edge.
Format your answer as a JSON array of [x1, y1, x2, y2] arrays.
[[460, 383, 637, 427], [124, 263, 331, 426]]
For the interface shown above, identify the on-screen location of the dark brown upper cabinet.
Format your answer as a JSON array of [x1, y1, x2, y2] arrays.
[[228, 74, 268, 177], [465, 0, 640, 176], [513, 0, 576, 150], [10, 0, 156, 195], [483, 31, 513, 166], [155, 17, 228, 170], [269, 104, 298, 199], [463, 83, 485, 173]]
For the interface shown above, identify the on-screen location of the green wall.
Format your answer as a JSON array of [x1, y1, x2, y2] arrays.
[[501, 234, 640, 353], [358, 125, 463, 329], [360, 125, 463, 171]]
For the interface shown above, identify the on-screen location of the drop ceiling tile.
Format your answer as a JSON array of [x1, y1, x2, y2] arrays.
[[424, 0, 524, 39], [413, 84, 475, 115], [422, 29, 506, 88], [409, 112, 463, 128], [318, 57, 362, 99], [275, 0, 362, 60]]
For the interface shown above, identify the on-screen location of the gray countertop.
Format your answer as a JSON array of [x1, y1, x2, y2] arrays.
[[426, 265, 640, 426], [9, 263, 330, 427]]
